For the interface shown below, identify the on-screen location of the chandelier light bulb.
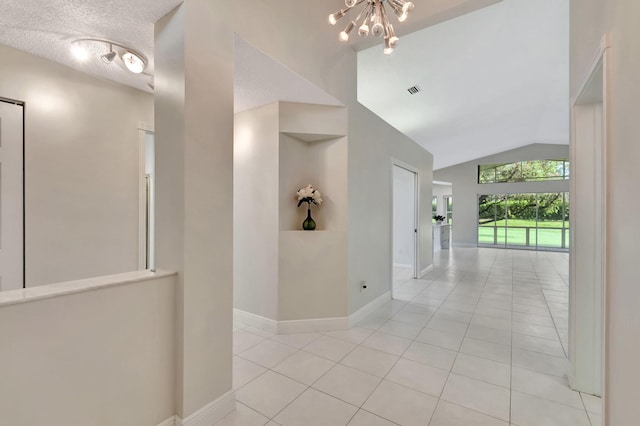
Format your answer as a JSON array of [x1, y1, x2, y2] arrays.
[[327, 0, 414, 53], [329, 9, 345, 25]]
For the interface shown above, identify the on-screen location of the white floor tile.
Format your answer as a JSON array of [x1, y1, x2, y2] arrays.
[[441, 373, 511, 421], [459, 337, 511, 364], [451, 353, 511, 388], [385, 358, 449, 397], [511, 367, 583, 409], [340, 345, 399, 377], [426, 318, 469, 334], [312, 364, 381, 406], [513, 333, 565, 357], [511, 391, 591, 426], [402, 341, 457, 371], [465, 324, 511, 346], [347, 409, 398, 425], [233, 356, 267, 389], [302, 335, 357, 361], [377, 319, 423, 339], [233, 330, 266, 354], [214, 402, 270, 426], [273, 350, 335, 385], [361, 331, 412, 356], [429, 400, 509, 426], [362, 380, 438, 426], [580, 392, 602, 414], [391, 310, 431, 326], [324, 327, 374, 344], [512, 321, 559, 340], [512, 347, 568, 377], [415, 327, 464, 350], [270, 332, 322, 349], [274, 388, 358, 426], [238, 339, 298, 369], [235, 370, 306, 418]]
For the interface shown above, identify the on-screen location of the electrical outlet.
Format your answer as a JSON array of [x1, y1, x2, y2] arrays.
[[360, 280, 367, 292]]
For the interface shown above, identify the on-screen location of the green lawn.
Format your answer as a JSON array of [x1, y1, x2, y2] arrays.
[[478, 225, 569, 248]]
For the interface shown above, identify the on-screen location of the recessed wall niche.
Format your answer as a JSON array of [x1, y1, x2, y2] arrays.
[[234, 101, 349, 324]]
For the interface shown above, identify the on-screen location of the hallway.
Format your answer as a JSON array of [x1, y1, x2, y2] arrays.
[[226, 248, 601, 425]]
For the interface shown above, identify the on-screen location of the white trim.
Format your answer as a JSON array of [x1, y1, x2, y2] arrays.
[[156, 416, 177, 426], [349, 291, 391, 327], [234, 292, 391, 334], [233, 309, 278, 334], [393, 262, 412, 269], [420, 265, 434, 278], [571, 33, 612, 106], [137, 129, 148, 270], [138, 121, 155, 132], [175, 390, 236, 426]]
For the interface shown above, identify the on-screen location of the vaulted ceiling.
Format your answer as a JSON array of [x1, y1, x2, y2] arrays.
[[0, 0, 568, 169], [357, 0, 570, 169]]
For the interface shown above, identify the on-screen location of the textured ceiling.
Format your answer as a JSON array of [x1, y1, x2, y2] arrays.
[[358, 0, 569, 170], [0, 0, 183, 93]]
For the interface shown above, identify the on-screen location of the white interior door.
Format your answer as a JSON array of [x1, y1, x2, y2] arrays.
[[393, 164, 418, 283], [0, 100, 24, 291]]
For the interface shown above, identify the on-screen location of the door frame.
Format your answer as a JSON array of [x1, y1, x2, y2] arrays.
[[390, 159, 420, 293], [137, 123, 154, 270], [569, 33, 611, 408], [0, 96, 26, 289]]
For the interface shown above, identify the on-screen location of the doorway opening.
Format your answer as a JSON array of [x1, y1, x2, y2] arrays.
[[392, 163, 418, 292], [138, 128, 155, 270], [0, 98, 25, 291]]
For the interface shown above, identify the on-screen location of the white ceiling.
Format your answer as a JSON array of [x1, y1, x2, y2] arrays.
[[0, 0, 183, 93], [357, 0, 570, 170]]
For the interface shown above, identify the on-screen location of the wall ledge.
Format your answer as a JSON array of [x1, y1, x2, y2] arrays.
[[0, 269, 177, 307]]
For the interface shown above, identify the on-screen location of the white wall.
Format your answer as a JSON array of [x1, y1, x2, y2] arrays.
[[393, 166, 416, 268], [234, 103, 280, 320], [0, 272, 176, 426], [154, 0, 433, 418], [0, 44, 154, 287], [571, 1, 640, 422], [434, 144, 569, 245]]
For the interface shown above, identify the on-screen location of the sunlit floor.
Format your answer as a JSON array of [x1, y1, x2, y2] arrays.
[[223, 247, 601, 425]]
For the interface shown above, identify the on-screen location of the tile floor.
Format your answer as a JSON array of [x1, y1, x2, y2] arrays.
[[219, 248, 602, 425]]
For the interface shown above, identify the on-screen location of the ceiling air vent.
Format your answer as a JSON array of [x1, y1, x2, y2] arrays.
[[407, 85, 422, 95]]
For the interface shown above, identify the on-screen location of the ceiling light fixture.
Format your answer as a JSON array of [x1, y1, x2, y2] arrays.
[[70, 38, 148, 74], [328, 0, 414, 55], [101, 44, 117, 64]]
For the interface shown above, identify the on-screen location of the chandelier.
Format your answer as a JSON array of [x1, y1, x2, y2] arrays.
[[329, 0, 415, 55]]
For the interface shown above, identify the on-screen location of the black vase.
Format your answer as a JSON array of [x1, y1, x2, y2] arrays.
[[302, 207, 316, 230]]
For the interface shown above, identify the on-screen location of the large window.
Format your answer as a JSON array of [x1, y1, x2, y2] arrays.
[[478, 192, 569, 250], [478, 160, 570, 184]]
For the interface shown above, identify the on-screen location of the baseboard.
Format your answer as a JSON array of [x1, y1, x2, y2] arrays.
[[235, 292, 392, 334], [349, 291, 392, 327], [420, 265, 434, 278], [175, 390, 236, 426], [233, 309, 278, 334], [393, 262, 412, 268]]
